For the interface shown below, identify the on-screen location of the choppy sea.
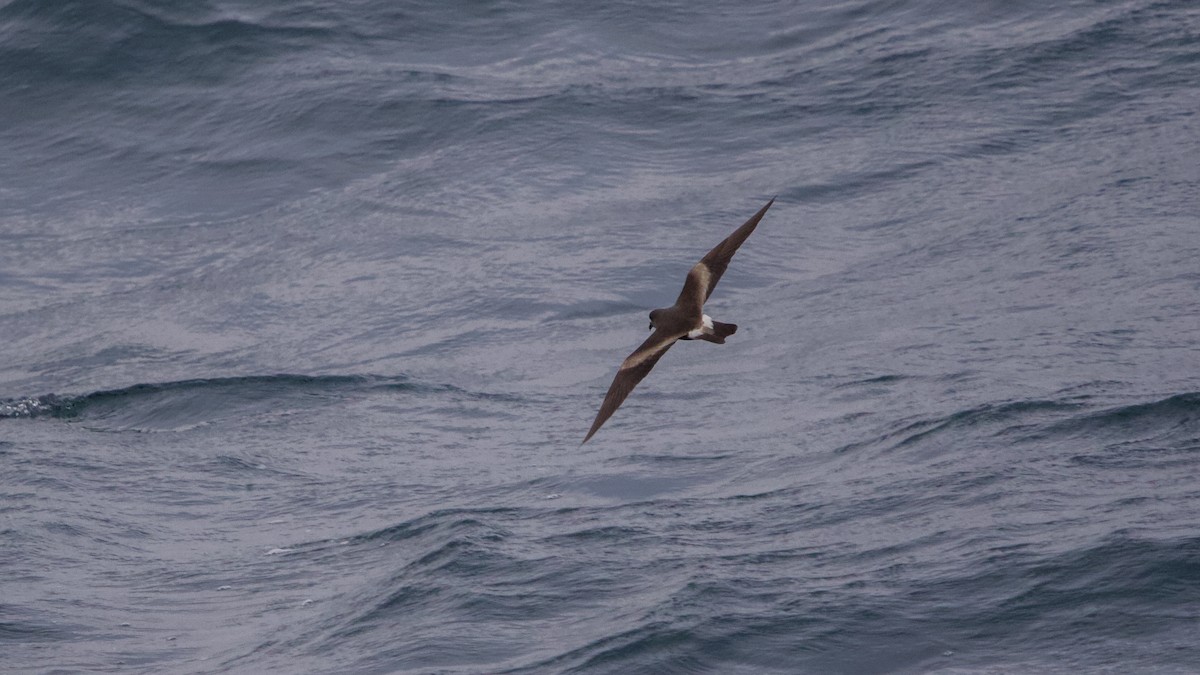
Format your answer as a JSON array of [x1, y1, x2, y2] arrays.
[[3, 1, 1199, 673]]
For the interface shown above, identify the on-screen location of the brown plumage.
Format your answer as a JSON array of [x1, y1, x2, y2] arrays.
[[582, 197, 775, 444]]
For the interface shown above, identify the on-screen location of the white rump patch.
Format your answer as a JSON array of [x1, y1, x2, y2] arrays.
[[687, 314, 714, 339]]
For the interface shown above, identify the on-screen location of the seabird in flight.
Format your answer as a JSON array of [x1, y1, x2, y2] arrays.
[[582, 197, 775, 444]]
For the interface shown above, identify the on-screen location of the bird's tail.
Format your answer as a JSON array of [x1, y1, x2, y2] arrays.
[[698, 321, 737, 344]]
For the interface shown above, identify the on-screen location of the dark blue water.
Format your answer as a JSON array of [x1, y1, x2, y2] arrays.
[[3, 1, 1199, 672]]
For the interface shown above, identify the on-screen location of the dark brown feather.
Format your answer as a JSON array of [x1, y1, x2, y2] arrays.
[[674, 197, 774, 309], [582, 330, 681, 444]]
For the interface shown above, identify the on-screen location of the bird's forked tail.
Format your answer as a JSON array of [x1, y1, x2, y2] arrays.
[[697, 321, 737, 344]]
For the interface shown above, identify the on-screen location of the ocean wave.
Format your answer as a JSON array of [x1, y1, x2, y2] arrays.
[[0, 373, 480, 431], [835, 397, 1086, 456], [0, 0, 335, 86], [834, 390, 1200, 460], [1067, 392, 1200, 429]]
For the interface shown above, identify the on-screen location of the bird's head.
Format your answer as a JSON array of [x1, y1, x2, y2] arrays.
[[648, 309, 662, 331]]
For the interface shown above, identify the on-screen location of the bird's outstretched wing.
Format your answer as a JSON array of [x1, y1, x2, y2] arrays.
[[674, 197, 775, 312], [582, 329, 682, 444]]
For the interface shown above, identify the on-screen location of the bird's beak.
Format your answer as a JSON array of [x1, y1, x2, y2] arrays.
[[648, 323, 653, 330]]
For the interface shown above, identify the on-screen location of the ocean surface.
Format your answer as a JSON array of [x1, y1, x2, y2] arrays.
[[2, 0, 1199, 673]]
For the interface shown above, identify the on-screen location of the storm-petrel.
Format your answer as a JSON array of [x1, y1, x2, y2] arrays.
[[582, 198, 775, 444]]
